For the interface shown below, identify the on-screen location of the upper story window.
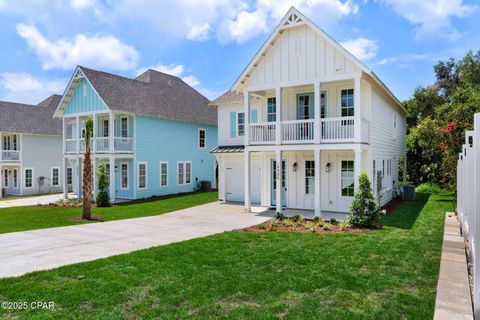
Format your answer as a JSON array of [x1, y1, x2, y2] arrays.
[[199, 129, 206, 148], [66, 123, 74, 139], [103, 119, 109, 137], [237, 112, 245, 136], [321, 91, 326, 118], [121, 117, 128, 138], [341, 89, 354, 117], [267, 97, 276, 122], [297, 93, 313, 120]]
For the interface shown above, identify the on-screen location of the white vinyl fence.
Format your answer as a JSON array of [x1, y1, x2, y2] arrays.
[[457, 112, 480, 318]]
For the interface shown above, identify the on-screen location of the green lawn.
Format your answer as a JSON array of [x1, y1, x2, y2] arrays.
[[0, 191, 218, 234], [0, 193, 453, 319]]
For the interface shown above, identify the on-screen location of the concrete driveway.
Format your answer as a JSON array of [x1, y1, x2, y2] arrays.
[[0, 202, 271, 278]]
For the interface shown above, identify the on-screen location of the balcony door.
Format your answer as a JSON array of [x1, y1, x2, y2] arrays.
[[296, 93, 314, 141]]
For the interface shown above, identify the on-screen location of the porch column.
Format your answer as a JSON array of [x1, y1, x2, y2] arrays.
[[62, 118, 66, 154], [109, 157, 116, 203], [314, 83, 321, 144], [77, 158, 82, 199], [275, 87, 282, 145], [354, 147, 362, 192], [244, 91, 250, 146], [314, 149, 321, 217], [244, 149, 251, 212], [275, 149, 282, 213], [354, 75, 362, 143], [109, 112, 114, 153], [63, 158, 68, 200], [76, 116, 80, 154], [403, 154, 407, 185]]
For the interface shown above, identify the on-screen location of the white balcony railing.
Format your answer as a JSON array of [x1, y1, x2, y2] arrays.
[[96, 137, 110, 153], [282, 119, 315, 143], [1, 150, 20, 161], [65, 139, 77, 153], [114, 137, 134, 152], [250, 122, 276, 144], [321, 117, 354, 142]]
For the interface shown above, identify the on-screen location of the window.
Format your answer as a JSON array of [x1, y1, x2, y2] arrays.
[[341, 160, 354, 197], [51, 167, 60, 186], [305, 160, 315, 195], [67, 168, 73, 185], [320, 91, 327, 118], [13, 169, 18, 188], [3, 135, 10, 150], [66, 123, 74, 139], [25, 168, 33, 188], [160, 162, 168, 187], [121, 163, 128, 189], [103, 119, 109, 137], [267, 97, 276, 122], [237, 112, 245, 136], [121, 117, 128, 138], [198, 129, 206, 148], [3, 169, 8, 187], [12, 135, 17, 150], [297, 94, 312, 120], [341, 89, 354, 117], [81, 121, 86, 138], [177, 161, 192, 185], [138, 162, 147, 189]]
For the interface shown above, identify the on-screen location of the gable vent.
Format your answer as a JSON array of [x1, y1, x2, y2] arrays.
[[284, 13, 303, 26]]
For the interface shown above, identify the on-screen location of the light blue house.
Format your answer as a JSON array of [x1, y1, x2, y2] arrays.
[[54, 66, 218, 203]]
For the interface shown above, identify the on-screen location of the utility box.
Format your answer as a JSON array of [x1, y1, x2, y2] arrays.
[[401, 184, 416, 201], [200, 180, 211, 192]]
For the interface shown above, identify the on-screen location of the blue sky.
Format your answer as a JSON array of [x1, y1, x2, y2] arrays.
[[0, 0, 478, 104]]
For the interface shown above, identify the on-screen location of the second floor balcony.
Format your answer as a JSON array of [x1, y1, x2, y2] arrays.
[[0, 150, 20, 162]]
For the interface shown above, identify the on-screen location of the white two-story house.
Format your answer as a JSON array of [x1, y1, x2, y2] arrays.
[[0, 95, 64, 198], [211, 7, 407, 216]]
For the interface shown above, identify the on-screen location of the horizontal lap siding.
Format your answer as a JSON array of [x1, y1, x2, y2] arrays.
[[135, 116, 218, 199], [64, 78, 107, 115]]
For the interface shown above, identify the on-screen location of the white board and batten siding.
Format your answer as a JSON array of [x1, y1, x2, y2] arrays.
[[244, 24, 360, 90]]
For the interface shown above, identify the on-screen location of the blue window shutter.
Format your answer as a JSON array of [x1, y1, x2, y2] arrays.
[[251, 110, 257, 123], [230, 112, 236, 137]]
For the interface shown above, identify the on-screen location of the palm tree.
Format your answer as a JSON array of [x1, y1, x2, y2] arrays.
[[82, 117, 94, 220]]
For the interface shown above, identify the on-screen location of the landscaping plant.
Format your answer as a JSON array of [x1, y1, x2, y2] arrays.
[[82, 117, 94, 220], [348, 170, 381, 227], [96, 162, 111, 207]]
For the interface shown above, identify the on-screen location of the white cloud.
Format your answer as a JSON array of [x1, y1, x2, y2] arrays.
[[187, 23, 210, 41], [16, 23, 140, 71], [218, 10, 268, 44], [0, 72, 67, 104], [381, 0, 477, 40], [340, 37, 378, 60], [70, 0, 96, 10]]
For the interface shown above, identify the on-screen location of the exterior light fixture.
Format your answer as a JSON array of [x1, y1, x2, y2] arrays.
[[325, 162, 331, 173], [292, 162, 298, 172]]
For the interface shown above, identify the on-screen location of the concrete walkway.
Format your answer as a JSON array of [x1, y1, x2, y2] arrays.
[[434, 212, 473, 320], [0, 193, 68, 208], [0, 202, 271, 278]]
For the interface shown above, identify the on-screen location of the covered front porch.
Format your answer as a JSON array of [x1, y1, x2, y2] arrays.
[[243, 145, 369, 217]]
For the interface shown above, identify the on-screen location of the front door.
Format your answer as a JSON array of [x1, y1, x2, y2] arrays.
[[271, 160, 287, 207], [4, 167, 19, 196]]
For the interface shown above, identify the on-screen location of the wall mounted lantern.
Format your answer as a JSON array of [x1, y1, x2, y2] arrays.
[[325, 162, 331, 173], [292, 162, 298, 172]]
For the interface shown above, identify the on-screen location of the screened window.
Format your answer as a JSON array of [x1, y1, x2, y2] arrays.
[[138, 163, 146, 189], [13, 169, 18, 188], [341, 160, 354, 197], [67, 168, 73, 185], [177, 162, 192, 185], [267, 97, 276, 122], [341, 89, 354, 117], [321, 92, 326, 118], [52, 168, 59, 186], [199, 129, 206, 148], [25, 168, 33, 188], [121, 163, 128, 189], [237, 112, 245, 136], [103, 119, 109, 137], [305, 160, 315, 195], [160, 162, 168, 187], [121, 117, 128, 138]]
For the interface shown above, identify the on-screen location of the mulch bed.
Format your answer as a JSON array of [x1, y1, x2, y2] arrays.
[[382, 197, 403, 215], [69, 216, 104, 222], [236, 220, 373, 234]]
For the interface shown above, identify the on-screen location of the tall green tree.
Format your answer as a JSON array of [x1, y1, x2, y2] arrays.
[[82, 118, 94, 220]]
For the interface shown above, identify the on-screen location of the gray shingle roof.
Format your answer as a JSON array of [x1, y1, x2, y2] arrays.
[[210, 91, 244, 106], [78, 66, 217, 126], [0, 95, 62, 136]]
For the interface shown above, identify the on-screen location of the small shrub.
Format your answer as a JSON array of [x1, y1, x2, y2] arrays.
[[52, 199, 82, 208], [291, 214, 303, 223], [339, 221, 351, 230], [348, 170, 381, 228], [96, 163, 111, 207], [416, 182, 443, 194], [330, 218, 338, 225], [313, 216, 321, 223], [322, 223, 331, 230], [274, 212, 285, 220]]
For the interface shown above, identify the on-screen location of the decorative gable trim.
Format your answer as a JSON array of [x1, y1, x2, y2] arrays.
[[283, 12, 303, 27]]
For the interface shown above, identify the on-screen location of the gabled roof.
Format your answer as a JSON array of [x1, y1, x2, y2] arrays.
[[230, 6, 405, 113], [209, 90, 261, 107], [55, 66, 217, 126], [0, 94, 62, 136]]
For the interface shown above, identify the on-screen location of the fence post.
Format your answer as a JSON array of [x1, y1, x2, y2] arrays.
[[474, 113, 480, 318]]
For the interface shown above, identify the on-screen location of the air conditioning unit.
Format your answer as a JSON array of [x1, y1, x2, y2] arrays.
[[401, 184, 416, 201]]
